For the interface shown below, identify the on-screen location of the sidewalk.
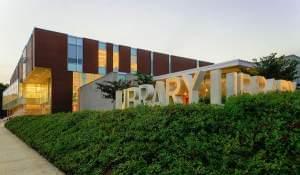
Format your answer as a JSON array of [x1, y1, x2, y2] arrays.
[[0, 120, 64, 175]]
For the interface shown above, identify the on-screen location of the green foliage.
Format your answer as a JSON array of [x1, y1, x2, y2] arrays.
[[198, 96, 227, 104], [0, 83, 8, 118], [198, 96, 210, 104], [96, 72, 153, 102], [0, 82, 8, 92], [249, 53, 299, 81], [96, 80, 132, 102], [134, 72, 154, 85], [5, 92, 300, 175]]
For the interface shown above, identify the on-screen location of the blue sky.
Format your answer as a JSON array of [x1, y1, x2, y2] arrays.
[[0, 0, 299, 83]]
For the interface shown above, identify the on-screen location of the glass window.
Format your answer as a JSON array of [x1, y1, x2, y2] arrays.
[[131, 48, 137, 56], [98, 67, 106, 75], [77, 65, 83, 72], [68, 58, 77, 64], [117, 74, 127, 81], [72, 72, 101, 112], [68, 36, 77, 45], [22, 62, 26, 80], [67, 36, 83, 72], [131, 48, 137, 73], [77, 59, 83, 64], [68, 45, 77, 59], [99, 42, 106, 49], [98, 42, 107, 75], [68, 63, 77, 71], [77, 46, 83, 59], [113, 45, 119, 72], [76, 38, 83, 46]]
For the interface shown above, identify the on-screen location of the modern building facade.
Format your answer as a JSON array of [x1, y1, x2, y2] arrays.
[[2, 28, 213, 116]]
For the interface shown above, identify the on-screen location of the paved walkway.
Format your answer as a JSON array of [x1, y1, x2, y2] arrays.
[[0, 120, 64, 175]]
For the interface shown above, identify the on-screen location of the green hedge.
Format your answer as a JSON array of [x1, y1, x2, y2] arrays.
[[5, 92, 300, 175]]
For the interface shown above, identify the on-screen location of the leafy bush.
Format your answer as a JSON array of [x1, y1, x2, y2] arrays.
[[5, 92, 300, 175]]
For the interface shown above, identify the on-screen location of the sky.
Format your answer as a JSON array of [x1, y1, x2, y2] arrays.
[[0, 0, 299, 83]]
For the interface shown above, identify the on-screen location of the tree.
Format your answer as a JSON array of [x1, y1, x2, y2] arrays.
[[134, 72, 154, 85], [96, 72, 154, 103], [96, 80, 132, 102], [0, 83, 8, 118], [0, 83, 8, 92], [249, 53, 299, 81]]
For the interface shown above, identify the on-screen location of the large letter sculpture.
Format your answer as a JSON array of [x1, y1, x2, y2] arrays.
[[166, 77, 185, 104], [139, 84, 154, 105], [126, 87, 140, 107], [182, 71, 206, 103], [152, 81, 167, 106]]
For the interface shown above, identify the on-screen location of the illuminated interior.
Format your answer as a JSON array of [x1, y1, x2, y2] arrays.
[[72, 72, 101, 112], [113, 45, 119, 72], [3, 67, 52, 116], [131, 48, 137, 73], [2, 80, 20, 111], [98, 42, 107, 75]]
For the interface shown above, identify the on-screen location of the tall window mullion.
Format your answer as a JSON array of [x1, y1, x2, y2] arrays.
[[113, 45, 119, 72], [67, 36, 83, 72], [98, 42, 107, 76], [131, 48, 137, 73]]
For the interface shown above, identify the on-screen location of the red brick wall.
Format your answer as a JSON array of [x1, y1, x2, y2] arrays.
[[119, 45, 131, 73], [83, 38, 98, 74], [106, 43, 113, 73], [137, 49, 151, 74], [199, 60, 213, 67], [153, 52, 169, 76], [171, 56, 197, 72], [34, 28, 72, 113]]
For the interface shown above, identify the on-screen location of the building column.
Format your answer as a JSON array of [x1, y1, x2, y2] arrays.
[[226, 72, 237, 98], [210, 69, 222, 104]]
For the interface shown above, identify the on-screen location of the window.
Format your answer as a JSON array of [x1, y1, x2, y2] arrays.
[[131, 48, 137, 73], [22, 48, 27, 80], [67, 36, 83, 72], [72, 72, 100, 112], [117, 73, 127, 81], [113, 45, 119, 72], [98, 42, 107, 75]]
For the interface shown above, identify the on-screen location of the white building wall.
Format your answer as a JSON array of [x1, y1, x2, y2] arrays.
[[79, 72, 136, 111]]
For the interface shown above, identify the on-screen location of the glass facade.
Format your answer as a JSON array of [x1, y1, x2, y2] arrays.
[[22, 82, 51, 114], [68, 36, 83, 72], [2, 80, 20, 110], [131, 48, 137, 73], [98, 42, 107, 76], [117, 73, 127, 81], [3, 68, 52, 115], [22, 48, 27, 81], [72, 72, 101, 111], [113, 44, 119, 72]]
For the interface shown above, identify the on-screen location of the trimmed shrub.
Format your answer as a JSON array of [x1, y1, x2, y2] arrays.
[[5, 92, 300, 175]]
